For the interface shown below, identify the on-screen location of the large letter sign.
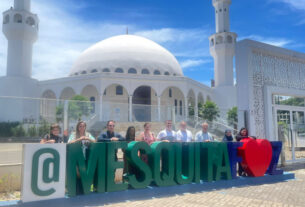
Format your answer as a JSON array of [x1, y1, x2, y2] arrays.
[[125, 141, 152, 189], [66, 143, 106, 196], [238, 139, 272, 177], [21, 140, 284, 202], [22, 144, 66, 202]]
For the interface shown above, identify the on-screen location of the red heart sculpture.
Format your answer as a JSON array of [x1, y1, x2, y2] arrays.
[[238, 138, 272, 177]]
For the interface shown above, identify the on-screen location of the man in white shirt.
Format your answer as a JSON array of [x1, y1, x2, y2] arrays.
[[157, 120, 177, 142], [195, 122, 214, 142], [176, 121, 193, 142]]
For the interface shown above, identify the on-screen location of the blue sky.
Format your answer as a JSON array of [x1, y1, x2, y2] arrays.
[[0, 0, 305, 85]]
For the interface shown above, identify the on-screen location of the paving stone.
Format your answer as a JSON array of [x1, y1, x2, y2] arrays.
[[101, 169, 305, 207]]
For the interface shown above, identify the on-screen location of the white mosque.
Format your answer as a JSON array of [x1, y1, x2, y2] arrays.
[[1, 0, 305, 144]]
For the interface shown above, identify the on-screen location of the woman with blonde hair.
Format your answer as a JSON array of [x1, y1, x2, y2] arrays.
[[68, 121, 96, 157], [68, 121, 95, 194], [68, 121, 95, 143]]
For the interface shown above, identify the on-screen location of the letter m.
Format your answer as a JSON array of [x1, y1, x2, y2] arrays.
[[66, 143, 106, 196]]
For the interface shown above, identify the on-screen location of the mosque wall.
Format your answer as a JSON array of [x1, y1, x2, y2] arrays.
[[36, 75, 213, 123], [236, 39, 305, 141]]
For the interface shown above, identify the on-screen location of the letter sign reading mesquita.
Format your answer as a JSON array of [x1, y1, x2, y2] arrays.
[[22, 140, 283, 202]]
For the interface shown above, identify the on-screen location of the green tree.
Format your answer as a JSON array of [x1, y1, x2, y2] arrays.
[[56, 104, 64, 123], [69, 95, 92, 121], [11, 125, 26, 137], [276, 96, 304, 106], [227, 106, 238, 131], [56, 95, 92, 122], [188, 105, 194, 116], [38, 119, 50, 136], [0, 122, 19, 137], [199, 100, 220, 122], [27, 125, 37, 137]]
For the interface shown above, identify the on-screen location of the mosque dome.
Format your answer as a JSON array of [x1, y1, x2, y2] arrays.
[[70, 35, 183, 77]]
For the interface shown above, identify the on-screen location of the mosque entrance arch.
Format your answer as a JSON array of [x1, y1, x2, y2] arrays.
[[132, 86, 157, 122], [161, 86, 185, 122], [102, 84, 129, 122], [41, 90, 57, 122], [187, 89, 196, 117]]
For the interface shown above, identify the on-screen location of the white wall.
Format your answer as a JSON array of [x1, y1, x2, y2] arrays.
[[0, 77, 39, 122], [236, 39, 305, 140]]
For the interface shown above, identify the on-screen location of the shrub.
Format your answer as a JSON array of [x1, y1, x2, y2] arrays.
[[38, 120, 50, 137], [11, 125, 26, 137], [199, 100, 220, 122], [27, 125, 37, 137], [0, 122, 20, 137]]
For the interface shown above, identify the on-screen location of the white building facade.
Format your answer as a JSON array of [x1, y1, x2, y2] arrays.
[[0, 0, 214, 125], [1, 0, 305, 155]]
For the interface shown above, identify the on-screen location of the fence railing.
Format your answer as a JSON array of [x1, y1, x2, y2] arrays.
[[0, 96, 243, 142]]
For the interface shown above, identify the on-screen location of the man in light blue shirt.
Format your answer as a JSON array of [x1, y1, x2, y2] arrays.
[[176, 121, 193, 142], [157, 120, 177, 142], [195, 122, 214, 142]]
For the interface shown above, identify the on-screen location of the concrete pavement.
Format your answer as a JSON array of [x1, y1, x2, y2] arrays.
[[103, 169, 305, 207]]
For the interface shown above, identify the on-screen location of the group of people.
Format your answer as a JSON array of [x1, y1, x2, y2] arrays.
[[40, 120, 253, 179], [40, 120, 253, 145]]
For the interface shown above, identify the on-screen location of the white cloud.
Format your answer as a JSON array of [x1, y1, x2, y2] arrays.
[[180, 59, 211, 69], [239, 35, 292, 47], [0, 1, 212, 80], [135, 28, 209, 44], [269, 0, 305, 25], [0, 1, 133, 80], [135, 28, 211, 57], [278, 0, 305, 10]]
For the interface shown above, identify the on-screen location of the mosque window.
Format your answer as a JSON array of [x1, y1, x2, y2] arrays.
[[81, 71, 87, 74], [74, 73, 78, 76], [91, 69, 98, 73], [14, 13, 22, 23], [90, 97, 95, 113], [273, 95, 305, 107], [227, 35, 233, 43], [103, 89, 106, 96], [26, 17, 35, 27], [169, 88, 172, 98], [210, 38, 214, 46], [179, 100, 182, 115], [128, 68, 137, 74], [173, 73, 177, 76], [216, 35, 223, 44], [141, 69, 150, 74], [154, 70, 161, 75], [224, 8, 227, 12], [175, 99, 178, 114], [164, 72, 170, 76], [116, 85, 123, 95], [3, 15, 9, 24], [115, 68, 124, 73], [219, 9, 222, 12], [102, 68, 110, 72]]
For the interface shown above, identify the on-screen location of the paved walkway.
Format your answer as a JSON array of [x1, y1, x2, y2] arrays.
[[103, 169, 305, 207]]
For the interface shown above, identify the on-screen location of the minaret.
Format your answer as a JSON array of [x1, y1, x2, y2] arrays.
[[2, 0, 39, 78], [209, 0, 237, 87]]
